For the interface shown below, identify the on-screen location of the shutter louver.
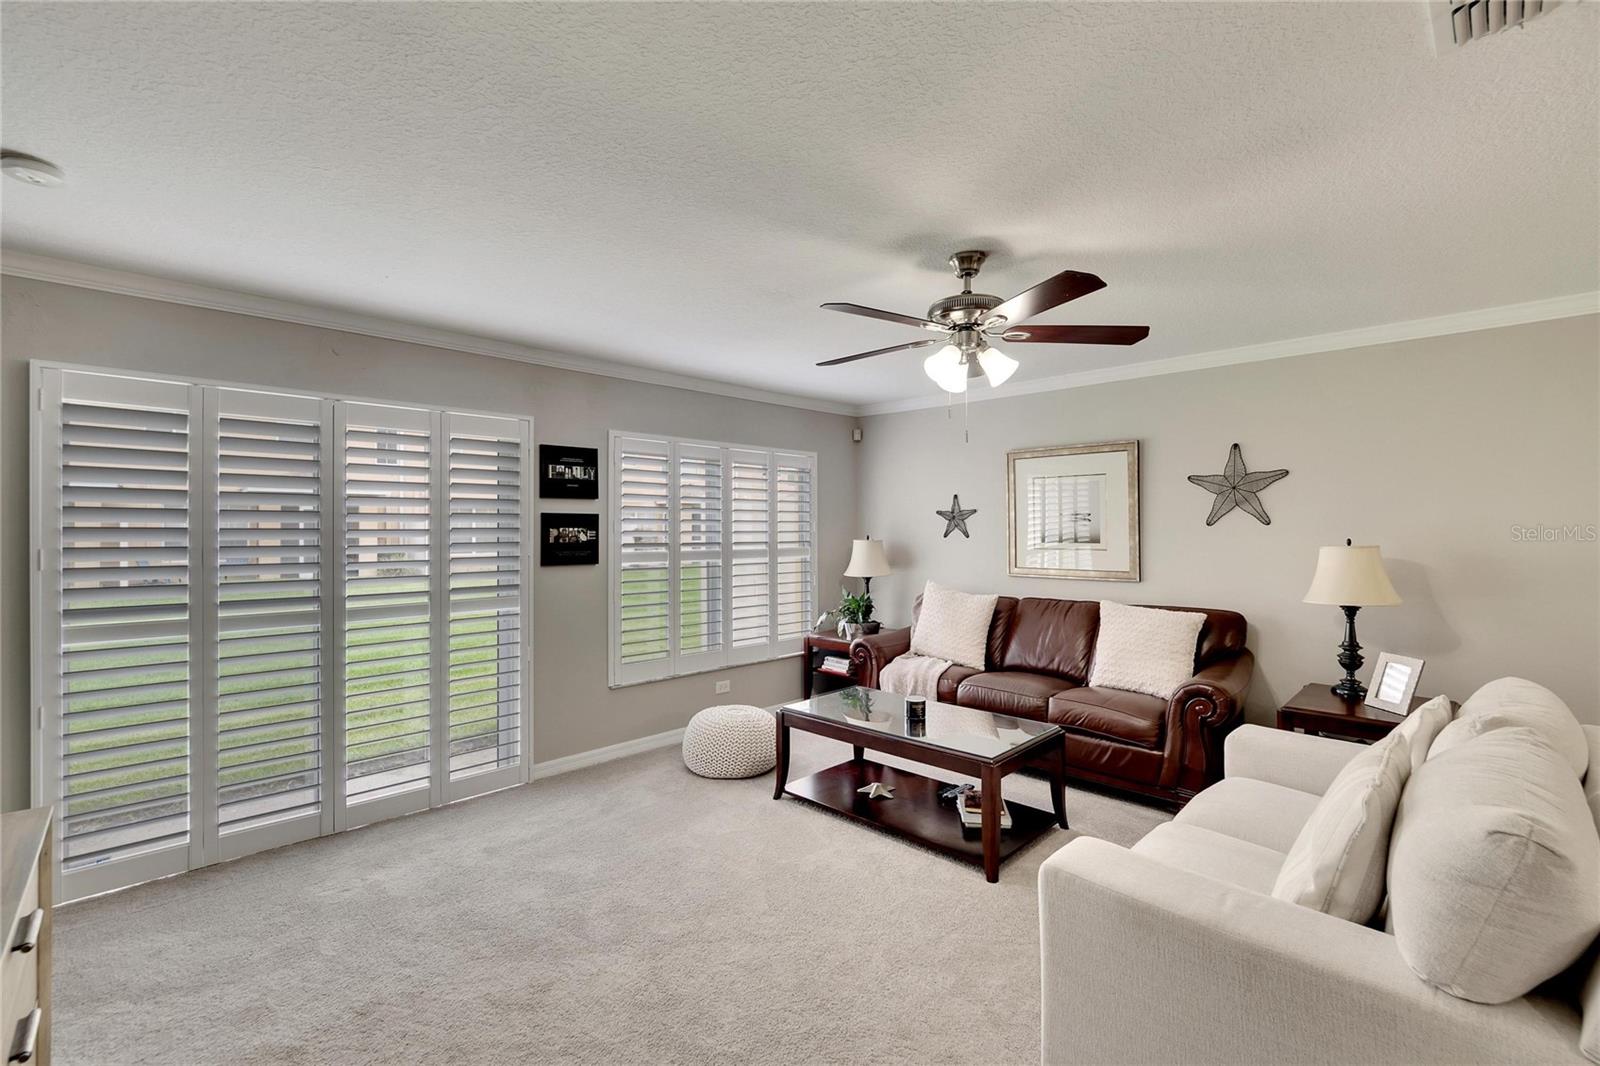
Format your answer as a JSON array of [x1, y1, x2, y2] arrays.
[[728, 451, 772, 654], [446, 419, 525, 782], [615, 437, 672, 683], [214, 397, 324, 836], [774, 453, 815, 643], [55, 381, 193, 874], [676, 444, 724, 665], [343, 409, 433, 805]]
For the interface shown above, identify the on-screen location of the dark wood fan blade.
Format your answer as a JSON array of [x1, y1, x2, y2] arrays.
[[982, 271, 1106, 327], [997, 324, 1149, 345], [821, 302, 948, 332], [816, 337, 942, 367]]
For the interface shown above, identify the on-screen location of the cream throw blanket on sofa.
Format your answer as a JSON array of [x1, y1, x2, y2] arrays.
[[879, 654, 950, 700]]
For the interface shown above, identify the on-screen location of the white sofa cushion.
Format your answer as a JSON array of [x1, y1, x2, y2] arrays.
[[1389, 693, 1453, 773], [1430, 676, 1588, 778], [1271, 732, 1410, 924], [1130, 822, 1285, 894], [909, 581, 996, 670], [1390, 726, 1600, 1004], [1579, 725, 1600, 1063], [1175, 777, 1321, 853], [1086, 600, 1205, 700]]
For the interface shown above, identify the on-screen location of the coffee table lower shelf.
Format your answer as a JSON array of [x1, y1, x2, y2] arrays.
[[782, 760, 1061, 875]]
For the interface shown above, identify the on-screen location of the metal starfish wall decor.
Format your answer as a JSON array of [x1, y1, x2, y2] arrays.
[[936, 495, 976, 538], [1187, 443, 1289, 526]]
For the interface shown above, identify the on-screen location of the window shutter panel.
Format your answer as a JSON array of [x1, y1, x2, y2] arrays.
[[774, 452, 815, 645], [341, 404, 434, 807], [52, 372, 194, 884], [214, 391, 326, 842], [728, 449, 772, 661], [445, 414, 528, 784], [614, 436, 673, 684], [674, 442, 726, 672]]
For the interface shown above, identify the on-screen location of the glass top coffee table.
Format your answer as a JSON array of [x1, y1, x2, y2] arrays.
[[773, 686, 1069, 883]]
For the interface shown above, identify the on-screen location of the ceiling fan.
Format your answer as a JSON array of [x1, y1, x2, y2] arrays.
[[817, 251, 1149, 393]]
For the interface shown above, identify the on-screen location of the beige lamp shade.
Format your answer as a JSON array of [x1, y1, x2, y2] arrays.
[[1302, 544, 1401, 607], [844, 538, 891, 579]]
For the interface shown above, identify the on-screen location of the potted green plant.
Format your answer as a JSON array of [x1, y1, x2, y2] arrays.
[[837, 588, 878, 640]]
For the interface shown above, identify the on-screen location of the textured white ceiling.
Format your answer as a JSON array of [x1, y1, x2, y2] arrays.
[[2, 2, 1596, 406]]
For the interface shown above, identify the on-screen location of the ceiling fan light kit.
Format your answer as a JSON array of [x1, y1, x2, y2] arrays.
[[818, 249, 1150, 397]]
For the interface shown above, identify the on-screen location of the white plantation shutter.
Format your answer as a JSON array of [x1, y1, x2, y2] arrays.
[[44, 371, 195, 897], [674, 443, 724, 674], [35, 367, 535, 901], [340, 403, 436, 818], [609, 433, 816, 683], [728, 449, 773, 663], [774, 452, 816, 646], [444, 413, 530, 794], [213, 390, 327, 854], [613, 436, 673, 685]]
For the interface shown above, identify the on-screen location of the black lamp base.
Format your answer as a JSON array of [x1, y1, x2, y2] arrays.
[[1329, 604, 1366, 703]]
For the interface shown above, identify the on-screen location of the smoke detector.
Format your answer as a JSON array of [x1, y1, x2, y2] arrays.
[[1, 152, 65, 188]]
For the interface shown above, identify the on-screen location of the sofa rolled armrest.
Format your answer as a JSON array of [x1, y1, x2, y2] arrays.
[[1159, 649, 1254, 802], [1039, 838, 1583, 1065], [849, 627, 911, 690], [1224, 723, 1365, 796]]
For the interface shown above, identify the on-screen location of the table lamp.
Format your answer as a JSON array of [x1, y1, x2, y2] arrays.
[[843, 538, 891, 596], [1302, 539, 1401, 701]]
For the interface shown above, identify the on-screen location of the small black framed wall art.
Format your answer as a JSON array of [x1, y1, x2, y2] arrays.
[[539, 445, 600, 499], [541, 512, 600, 566]]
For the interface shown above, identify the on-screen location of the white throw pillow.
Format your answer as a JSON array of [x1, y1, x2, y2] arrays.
[[1272, 732, 1411, 924], [909, 581, 997, 671], [1389, 726, 1600, 1004], [1575, 726, 1600, 1064], [1086, 601, 1206, 700], [1429, 676, 1589, 778], [1389, 694, 1453, 774]]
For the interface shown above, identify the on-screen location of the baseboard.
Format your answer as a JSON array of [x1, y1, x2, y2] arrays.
[[530, 727, 686, 781]]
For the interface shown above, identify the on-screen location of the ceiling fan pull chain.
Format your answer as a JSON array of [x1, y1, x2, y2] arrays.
[[963, 387, 970, 444]]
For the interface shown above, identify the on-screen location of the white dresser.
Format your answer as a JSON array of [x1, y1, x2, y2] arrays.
[[1, 809, 51, 1065]]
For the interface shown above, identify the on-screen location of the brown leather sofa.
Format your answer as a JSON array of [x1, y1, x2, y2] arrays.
[[849, 595, 1253, 808]]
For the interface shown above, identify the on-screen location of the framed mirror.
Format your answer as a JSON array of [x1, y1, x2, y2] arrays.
[[1366, 652, 1425, 714], [1007, 439, 1140, 581]]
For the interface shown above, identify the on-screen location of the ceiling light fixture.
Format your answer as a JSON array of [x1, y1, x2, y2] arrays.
[[0, 151, 65, 188]]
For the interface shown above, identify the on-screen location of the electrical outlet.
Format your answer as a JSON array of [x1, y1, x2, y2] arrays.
[[714, 679, 731, 695]]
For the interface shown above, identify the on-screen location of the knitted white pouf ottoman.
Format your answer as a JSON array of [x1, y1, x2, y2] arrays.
[[682, 704, 776, 779]]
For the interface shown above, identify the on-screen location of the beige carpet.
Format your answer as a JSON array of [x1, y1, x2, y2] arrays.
[[54, 731, 1169, 1065]]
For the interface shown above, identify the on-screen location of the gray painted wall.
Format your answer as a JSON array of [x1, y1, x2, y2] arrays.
[[0, 278, 860, 810], [857, 315, 1600, 725]]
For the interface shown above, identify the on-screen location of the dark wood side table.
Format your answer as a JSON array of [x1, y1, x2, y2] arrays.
[[801, 632, 857, 698], [1277, 682, 1438, 743]]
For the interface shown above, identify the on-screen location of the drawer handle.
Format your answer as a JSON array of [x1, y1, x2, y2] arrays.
[[12, 910, 41, 954], [8, 1007, 40, 1063]]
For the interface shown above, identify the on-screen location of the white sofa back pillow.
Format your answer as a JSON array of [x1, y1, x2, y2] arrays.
[[909, 581, 997, 671], [1389, 726, 1600, 1004]]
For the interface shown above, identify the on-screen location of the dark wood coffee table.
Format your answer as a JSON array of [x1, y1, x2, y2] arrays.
[[773, 686, 1069, 883]]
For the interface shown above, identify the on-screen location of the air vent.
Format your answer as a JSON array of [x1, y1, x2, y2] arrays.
[[1430, 0, 1558, 51]]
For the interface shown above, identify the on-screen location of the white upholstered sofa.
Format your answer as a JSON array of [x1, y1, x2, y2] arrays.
[[1040, 679, 1600, 1065]]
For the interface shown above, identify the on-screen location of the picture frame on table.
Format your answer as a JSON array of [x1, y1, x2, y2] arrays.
[[1365, 652, 1425, 715], [1007, 439, 1140, 581]]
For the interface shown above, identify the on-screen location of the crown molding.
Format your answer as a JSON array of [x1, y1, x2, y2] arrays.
[[0, 250, 859, 417], [858, 290, 1600, 416]]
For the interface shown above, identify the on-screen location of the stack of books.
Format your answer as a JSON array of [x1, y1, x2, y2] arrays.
[[955, 790, 1012, 832], [819, 656, 852, 675]]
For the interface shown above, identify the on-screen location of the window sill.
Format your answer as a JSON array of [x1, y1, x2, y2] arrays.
[[608, 650, 803, 690]]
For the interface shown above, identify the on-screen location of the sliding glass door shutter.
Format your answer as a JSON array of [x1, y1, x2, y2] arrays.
[[33, 367, 533, 902]]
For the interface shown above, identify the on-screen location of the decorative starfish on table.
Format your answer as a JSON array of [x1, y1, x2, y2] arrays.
[[857, 782, 895, 799], [1187, 444, 1289, 526], [936, 494, 976, 538]]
